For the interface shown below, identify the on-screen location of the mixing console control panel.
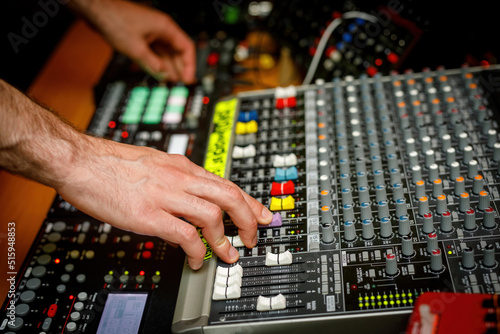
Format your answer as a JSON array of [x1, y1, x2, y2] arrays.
[[2, 65, 500, 334], [172, 65, 500, 333]]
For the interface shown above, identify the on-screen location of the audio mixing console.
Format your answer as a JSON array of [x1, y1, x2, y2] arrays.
[[2, 65, 500, 334], [172, 65, 500, 333]]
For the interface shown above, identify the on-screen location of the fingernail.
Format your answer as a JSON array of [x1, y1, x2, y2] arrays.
[[262, 206, 273, 223], [191, 262, 202, 270], [228, 247, 239, 262], [252, 235, 258, 247]]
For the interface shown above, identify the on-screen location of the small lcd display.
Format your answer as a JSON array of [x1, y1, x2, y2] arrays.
[[96, 293, 148, 334]]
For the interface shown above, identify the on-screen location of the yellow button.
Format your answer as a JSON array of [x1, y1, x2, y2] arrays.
[[235, 122, 246, 135], [270, 197, 282, 211], [246, 120, 258, 134], [269, 196, 295, 211], [282, 195, 295, 210]]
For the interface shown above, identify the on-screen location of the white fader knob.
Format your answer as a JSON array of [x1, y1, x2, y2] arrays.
[[265, 251, 293, 266], [256, 294, 287, 311]]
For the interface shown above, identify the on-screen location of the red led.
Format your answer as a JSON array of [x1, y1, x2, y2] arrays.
[[207, 52, 220, 66], [351, 284, 358, 290], [139, 270, 145, 276], [480, 60, 490, 68], [142, 251, 152, 259], [144, 241, 154, 250], [387, 52, 399, 64], [121, 131, 129, 139], [366, 66, 377, 77], [203, 96, 210, 104], [54, 258, 60, 264], [108, 121, 116, 129], [69, 295, 74, 300], [375, 58, 383, 66]]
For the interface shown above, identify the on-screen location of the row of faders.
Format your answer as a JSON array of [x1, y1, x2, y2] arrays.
[[172, 66, 500, 334]]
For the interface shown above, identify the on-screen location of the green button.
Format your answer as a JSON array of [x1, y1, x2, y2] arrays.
[[131, 86, 150, 96], [147, 99, 166, 109], [144, 107, 163, 117], [142, 113, 163, 124], [166, 105, 185, 113], [151, 87, 168, 97], [170, 86, 189, 97], [121, 113, 142, 124]]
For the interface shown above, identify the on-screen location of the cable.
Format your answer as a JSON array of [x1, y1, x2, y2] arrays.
[[302, 11, 379, 85]]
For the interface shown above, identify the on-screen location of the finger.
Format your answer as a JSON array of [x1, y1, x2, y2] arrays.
[[132, 42, 173, 82], [183, 176, 262, 248], [147, 210, 207, 270], [162, 192, 239, 264], [152, 15, 196, 83], [188, 164, 273, 225]]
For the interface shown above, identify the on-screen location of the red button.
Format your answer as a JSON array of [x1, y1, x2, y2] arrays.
[[48, 304, 58, 318], [286, 97, 297, 108], [144, 241, 154, 250], [275, 98, 285, 109], [271, 180, 295, 196], [142, 251, 152, 259]]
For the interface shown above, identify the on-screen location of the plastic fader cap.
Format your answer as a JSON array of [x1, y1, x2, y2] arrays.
[[232, 144, 256, 159], [226, 235, 245, 248], [256, 294, 287, 311], [269, 196, 295, 211], [265, 250, 293, 266], [212, 264, 244, 300], [212, 284, 241, 300], [214, 273, 242, 288], [273, 153, 298, 168]]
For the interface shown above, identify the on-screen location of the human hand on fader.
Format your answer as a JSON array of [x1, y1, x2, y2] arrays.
[[68, 0, 196, 83], [0, 80, 272, 270], [55, 137, 273, 270]]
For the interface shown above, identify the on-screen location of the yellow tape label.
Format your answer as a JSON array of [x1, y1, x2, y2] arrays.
[[204, 98, 238, 178], [201, 98, 237, 260]]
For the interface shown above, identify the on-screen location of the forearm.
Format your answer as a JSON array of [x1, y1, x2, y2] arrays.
[[0, 79, 86, 189]]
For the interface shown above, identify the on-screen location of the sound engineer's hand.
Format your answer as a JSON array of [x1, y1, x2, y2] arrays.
[[0, 80, 273, 270], [68, 0, 196, 84]]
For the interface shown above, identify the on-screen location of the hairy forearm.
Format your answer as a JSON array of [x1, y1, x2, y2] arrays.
[[0, 79, 86, 189]]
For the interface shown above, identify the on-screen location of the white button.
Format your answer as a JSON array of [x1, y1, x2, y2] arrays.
[[212, 284, 241, 300], [256, 294, 286, 311], [77, 292, 88, 301], [232, 146, 244, 159], [103, 224, 112, 233], [284, 153, 297, 166], [273, 155, 286, 167], [66, 322, 77, 332], [74, 302, 84, 311], [70, 311, 81, 321], [265, 251, 293, 266], [285, 85, 297, 97], [243, 145, 256, 158], [216, 264, 243, 278], [214, 274, 242, 288], [227, 235, 245, 248], [274, 87, 285, 98]]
